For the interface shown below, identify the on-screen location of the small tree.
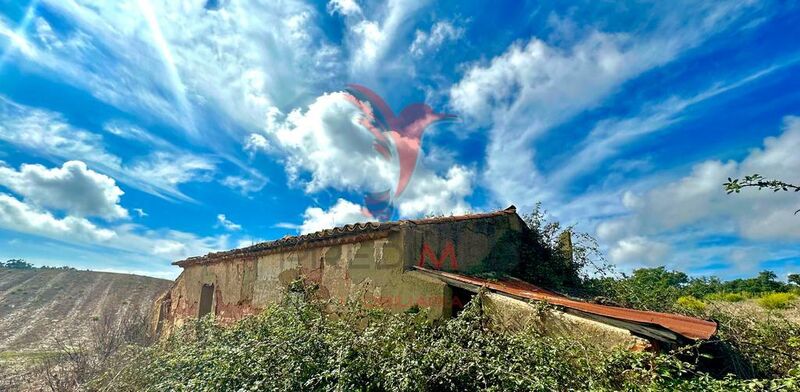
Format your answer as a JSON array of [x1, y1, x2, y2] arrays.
[[2, 259, 34, 269], [789, 273, 800, 286]]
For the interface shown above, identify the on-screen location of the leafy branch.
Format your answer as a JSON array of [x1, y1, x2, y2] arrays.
[[723, 174, 800, 214]]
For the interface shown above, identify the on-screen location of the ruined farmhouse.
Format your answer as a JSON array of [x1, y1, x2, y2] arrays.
[[154, 206, 717, 351]]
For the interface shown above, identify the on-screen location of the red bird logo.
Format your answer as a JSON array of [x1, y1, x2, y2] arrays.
[[344, 84, 456, 220]]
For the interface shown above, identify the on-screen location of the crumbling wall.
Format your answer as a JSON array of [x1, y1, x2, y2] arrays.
[[482, 292, 651, 351], [158, 230, 455, 332]]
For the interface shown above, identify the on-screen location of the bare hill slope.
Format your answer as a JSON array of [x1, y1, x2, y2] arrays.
[[0, 267, 171, 351]]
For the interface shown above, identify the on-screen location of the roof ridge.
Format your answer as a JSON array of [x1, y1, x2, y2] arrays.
[[174, 206, 519, 267]]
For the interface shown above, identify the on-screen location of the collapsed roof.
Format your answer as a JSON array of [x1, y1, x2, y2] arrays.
[[415, 266, 718, 342]]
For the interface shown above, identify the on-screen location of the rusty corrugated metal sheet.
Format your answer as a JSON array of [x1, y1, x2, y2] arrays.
[[416, 267, 717, 341], [174, 206, 520, 267]]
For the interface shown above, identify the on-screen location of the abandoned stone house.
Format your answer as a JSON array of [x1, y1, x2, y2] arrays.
[[154, 206, 717, 351]]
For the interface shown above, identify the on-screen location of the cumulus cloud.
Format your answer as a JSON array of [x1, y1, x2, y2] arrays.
[[0, 161, 127, 220], [410, 21, 463, 57], [597, 117, 800, 269], [256, 91, 474, 217], [216, 214, 242, 231], [0, 190, 230, 265], [0, 193, 116, 243], [300, 199, 370, 234]]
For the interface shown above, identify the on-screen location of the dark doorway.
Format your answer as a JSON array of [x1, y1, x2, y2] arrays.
[[450, 286, 475, 317], [199, 283, 214, 318]]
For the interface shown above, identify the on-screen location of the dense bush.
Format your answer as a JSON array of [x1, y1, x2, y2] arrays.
[[90, 290, 800, 392], [1, 259, 34, 269], [675, 296, 707, 313], [758, 293, 797, 311], [705, 292, 748, 302]]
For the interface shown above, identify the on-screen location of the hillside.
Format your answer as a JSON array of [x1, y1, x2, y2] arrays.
[[0, 267, 171, 352]]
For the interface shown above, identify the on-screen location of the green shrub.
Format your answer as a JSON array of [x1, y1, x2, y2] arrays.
[[675, 295, 707, 312], [705, 292, 747, 302], [92, 292, 800, 391], [757, 293, 797, 310]]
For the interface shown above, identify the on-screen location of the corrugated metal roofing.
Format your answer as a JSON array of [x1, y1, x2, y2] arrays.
[[415, 267, 718, 341], [174, 206, 519, 267]]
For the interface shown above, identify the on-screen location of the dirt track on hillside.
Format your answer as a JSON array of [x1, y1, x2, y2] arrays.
[[0, 268, 171, 352]]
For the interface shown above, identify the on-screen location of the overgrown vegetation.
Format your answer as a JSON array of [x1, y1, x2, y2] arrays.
[[86, 288, 798, 391], [515, 203, 602, 291]]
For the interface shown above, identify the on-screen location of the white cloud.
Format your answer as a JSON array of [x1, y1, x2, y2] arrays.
[[550, 64, 790, 187], [449, 2, 759, 209], [0, 190, 230, 266], [327, 0, 362, 17], [300, 199, 370, 234], [597, 117, 800, 270], [216, 214, 242, 231], [410, 21, 463, 57], [0, 97, 216, 202], [127, 152, 215, 198], [0, 160, 127, 220], [608, 236, 671, 267], [339, 0, 427, 74], [244, 133, 271, 155], [103, 121, 172, 149], [8, 1, 341, 145], [221, 175, 266, 195], [133, 208, 148, 218], [0, 193, 116, 243], [396, 165, 474, 217], [273, 222, 302, 230], [257, 91, 474, 217]]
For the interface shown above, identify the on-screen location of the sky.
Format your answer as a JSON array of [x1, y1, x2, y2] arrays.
[[0, 0, 798, 280]]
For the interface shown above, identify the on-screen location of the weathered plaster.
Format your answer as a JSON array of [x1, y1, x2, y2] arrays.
[[482, 292, 651, 351]]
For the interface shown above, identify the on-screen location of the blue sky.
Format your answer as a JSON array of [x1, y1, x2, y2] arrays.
[[0, 0, 798, 280]]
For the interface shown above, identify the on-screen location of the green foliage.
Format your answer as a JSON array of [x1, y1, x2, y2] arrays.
[[588, 267, 688, 312], [675, 296, 707, 313], [708, 305, 800, 378], [704, 292, 748, 302], [1, 259, 34, 269], [516, 203, 600, 291], [94, 293, 799, 391], [588, 267, 793, 313], [757, 293, 797, 311], [789, 273, 800, 286]]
